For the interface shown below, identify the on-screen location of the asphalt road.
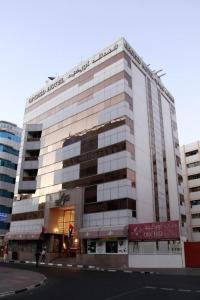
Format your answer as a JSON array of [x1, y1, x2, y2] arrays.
[[1, 263, 200, 300]]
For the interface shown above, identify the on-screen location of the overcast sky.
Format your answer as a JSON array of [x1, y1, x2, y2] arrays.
[[0, 0, 199, 145]]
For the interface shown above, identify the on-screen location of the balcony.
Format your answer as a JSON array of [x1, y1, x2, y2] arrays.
[[25, 140, 40, 150], [190, 191, 200, 200], [187, 166, 200, 176], [191, 204, 200, 214], [186, 154, 200, 164], [23, 160, 38, 169], [191, 219, 200, 226], [188, 178, 200, 188], [192, 232, 200, 241], [18, 180, 36, 193]]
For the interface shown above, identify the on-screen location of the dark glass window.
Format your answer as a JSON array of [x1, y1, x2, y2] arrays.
[[0, 158, 17, 170], [0, 205, 11, 214], [189, 186, 200, 193], [0, 144, 19, 156], [186, 150, 198, 157], [0, 173, 15, 184], [106, 241, 118, 253], [192, 213, 200, 219], [187, 161, 200, 168], [81, 135, 98, 154], [80, 160, 97, 178], [84, 185, 97, 204], [191, 200, 200, 207], [0, 189, 13, 198], [0, 130, 21, 143], [87, 240, 96, 253], [0, 221, 9, 230], [84, 198, 136, 214], [188, 174, 200, 180]]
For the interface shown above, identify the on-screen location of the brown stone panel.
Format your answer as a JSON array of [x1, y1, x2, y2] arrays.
[[11, 210, 44, 221], [63, 117, 133, 147], [63, 141, 135, 168], [84, 198, 136, 214], [62, 168, 135, 190]]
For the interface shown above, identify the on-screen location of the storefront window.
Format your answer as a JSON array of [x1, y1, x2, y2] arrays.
[[106, 241, 118, 253], [87, 240, 96, 253]]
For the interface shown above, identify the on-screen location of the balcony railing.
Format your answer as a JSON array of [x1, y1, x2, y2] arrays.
[[27, 137, 40, 142], [23, 176, 36, 181], [25, 157, 38, 161]]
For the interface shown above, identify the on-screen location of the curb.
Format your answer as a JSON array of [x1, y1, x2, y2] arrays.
[[1, 260, 160, 276], [0, 275, 46, 298]]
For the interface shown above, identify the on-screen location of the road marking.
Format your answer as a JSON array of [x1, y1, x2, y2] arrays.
[[108, 269, 116, 272], [77, 265, 83, 268], [196, 290, 200, 293], [123, 270, 132, 273], [48, 263, 54, 266], [104, 287, 144, 300], [177, 289, 191, 292], [160, 287, 174, 291], [66, 264, 72, 267], [144, 286, 157, 289], [88, 265, 95, 269], [57, 264, 63, 266]]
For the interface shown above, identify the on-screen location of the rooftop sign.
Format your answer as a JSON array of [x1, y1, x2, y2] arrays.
[[28, 44, 119, 104], [27, 38, 174, 105]]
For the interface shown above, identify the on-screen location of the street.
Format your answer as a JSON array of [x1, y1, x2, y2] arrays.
[[1, 263, 200, 299]]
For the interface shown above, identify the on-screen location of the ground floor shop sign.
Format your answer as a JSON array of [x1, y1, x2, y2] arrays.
[[128, 220, 180, 241]]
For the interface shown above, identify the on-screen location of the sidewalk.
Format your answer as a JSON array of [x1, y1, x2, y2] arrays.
[[0, 266, 46, 297], [2, 259, 200, 276]]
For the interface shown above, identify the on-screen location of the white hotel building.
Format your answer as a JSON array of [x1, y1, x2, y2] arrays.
[[7, 38, 186, 267]]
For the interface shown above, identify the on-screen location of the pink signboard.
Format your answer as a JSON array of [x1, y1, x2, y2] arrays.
[[129, 220, 180, 241]]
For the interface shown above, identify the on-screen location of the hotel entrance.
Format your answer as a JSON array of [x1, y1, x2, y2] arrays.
[[47, 206, 79, 257]]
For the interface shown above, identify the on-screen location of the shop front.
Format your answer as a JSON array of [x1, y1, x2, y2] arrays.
[[78, 225, 129, 268]]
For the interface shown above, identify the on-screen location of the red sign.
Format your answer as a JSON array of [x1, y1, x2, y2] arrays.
[[129, 220, 180, 241]]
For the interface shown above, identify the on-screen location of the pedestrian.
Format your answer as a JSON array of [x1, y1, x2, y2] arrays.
[[35, 249, 40, 267], [3, 244, 8, 263], [41, 248, 46, 263]]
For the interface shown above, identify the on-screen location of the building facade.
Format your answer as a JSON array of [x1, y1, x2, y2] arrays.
[[181, 141, 200, 241], [0, 121, 21, 244], [7, 38, 185, 267]]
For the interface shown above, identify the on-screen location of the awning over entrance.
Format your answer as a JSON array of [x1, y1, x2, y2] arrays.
[[79, 225, 128, 239], [5, 232, 41, 240]]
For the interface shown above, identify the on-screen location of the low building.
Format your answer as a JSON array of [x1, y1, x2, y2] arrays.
[[181, 141, 200, 241], [6, 38, 186, 267]]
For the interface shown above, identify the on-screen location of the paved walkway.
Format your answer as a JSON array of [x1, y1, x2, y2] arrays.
[[2, 259, 200, 276], [0, 266, 46, 296]]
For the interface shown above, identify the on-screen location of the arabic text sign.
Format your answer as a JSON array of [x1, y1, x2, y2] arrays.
[[129, 220, 180, 241]]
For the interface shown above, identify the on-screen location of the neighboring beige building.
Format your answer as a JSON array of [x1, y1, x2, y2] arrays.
[[181, 141, 200, 241]]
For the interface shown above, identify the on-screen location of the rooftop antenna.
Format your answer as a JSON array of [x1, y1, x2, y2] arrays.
[[158, 73, 166, 78], [155, 69, 163, 75]]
